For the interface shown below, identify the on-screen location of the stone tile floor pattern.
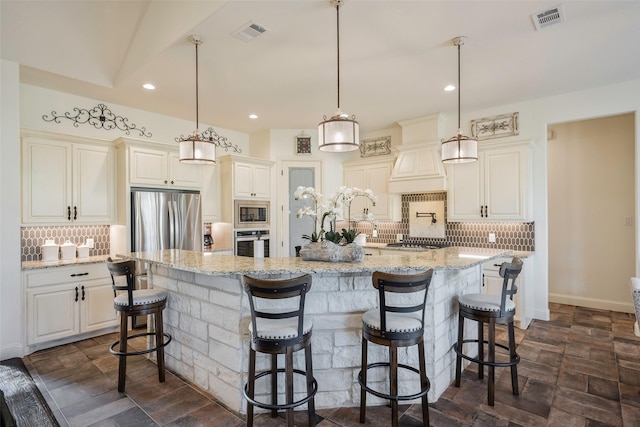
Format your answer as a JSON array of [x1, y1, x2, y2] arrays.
[[24, 303, 640, 426]]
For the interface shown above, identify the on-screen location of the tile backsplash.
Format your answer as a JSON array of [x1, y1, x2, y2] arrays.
[[21, 225, 111, 261], [352, 192, 535, 252]]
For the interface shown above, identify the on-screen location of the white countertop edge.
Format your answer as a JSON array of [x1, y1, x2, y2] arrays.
[[22, 255, 112, 270]]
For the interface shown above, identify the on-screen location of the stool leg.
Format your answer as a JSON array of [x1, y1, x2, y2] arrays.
[[508, 321, 519, 396], [246, 348, 256, 427], [285, 347, 294, 427], [488, 318, 496, 406], [390, 343, 398, 427], [305, 344, 316, 427], [359, 337, 368, 424], [455, 312, 464, 387], [477, 320, 484, 380], [154, 311, 166, 383], [270, 354, 278, 418], [117, 313, 128, 392], [418, 340, 429, 427]]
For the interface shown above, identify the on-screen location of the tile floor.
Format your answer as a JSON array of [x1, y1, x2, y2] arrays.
[[24, 303, 640, 426]]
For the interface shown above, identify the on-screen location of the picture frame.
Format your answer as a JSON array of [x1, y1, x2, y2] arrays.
[[359, 136, 391, 157], [295, 136, 312, 155], [470, 112, 519, 141]]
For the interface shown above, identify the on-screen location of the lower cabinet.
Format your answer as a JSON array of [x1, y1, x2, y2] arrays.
[[24, 263, 118, 347], [482, 256, 532, 329]]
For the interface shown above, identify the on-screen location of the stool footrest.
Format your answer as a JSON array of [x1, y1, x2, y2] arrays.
[[109, 331, 172, 357], [454, 339, 520, 368], [358, 362, 430, 402], [243, 368, 318, 411]]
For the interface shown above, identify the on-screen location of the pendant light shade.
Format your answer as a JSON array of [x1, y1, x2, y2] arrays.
[[442, 36, 478, 164], [176, 35, 241, 164], [318, 0, 360, 152]]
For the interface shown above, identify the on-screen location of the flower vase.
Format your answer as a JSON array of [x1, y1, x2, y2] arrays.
[[299, 241, 365, 263]]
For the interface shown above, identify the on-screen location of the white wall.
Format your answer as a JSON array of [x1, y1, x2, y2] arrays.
[[0, 60, 23, 359]]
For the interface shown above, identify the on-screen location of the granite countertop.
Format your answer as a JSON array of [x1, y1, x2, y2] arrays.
[[21, 255, 112, 270], [121, 246, 511, 276]]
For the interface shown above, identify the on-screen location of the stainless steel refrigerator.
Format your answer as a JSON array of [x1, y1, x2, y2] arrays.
[[130, 187, 202, 326]]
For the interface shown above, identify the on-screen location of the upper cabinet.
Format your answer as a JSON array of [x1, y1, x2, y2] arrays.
[[447, 139, 531, 222], [343, 157, 401, 221], [129, 146, 201, 189], [219, 155, 273, 200], [22, 132, 115, 224]]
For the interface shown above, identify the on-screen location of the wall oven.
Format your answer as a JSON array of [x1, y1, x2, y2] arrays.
[[235, 230, 270, 257], [235, 200, 269, 228]]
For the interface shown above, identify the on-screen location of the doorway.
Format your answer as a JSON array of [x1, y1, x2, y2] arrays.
[[547, 113, 636, 312], [278, 160, 322, 257]]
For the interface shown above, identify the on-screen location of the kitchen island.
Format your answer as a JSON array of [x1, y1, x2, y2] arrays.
[[125, 247, 509, 412]]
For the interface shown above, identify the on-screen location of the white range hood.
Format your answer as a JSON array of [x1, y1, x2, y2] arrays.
[[388, 114, 447, 194]]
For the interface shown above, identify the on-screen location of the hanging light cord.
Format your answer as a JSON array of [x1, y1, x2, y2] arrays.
[[336, 2, 341, 111], [195, 40, 200, 131], [457, 40, 461, 132]]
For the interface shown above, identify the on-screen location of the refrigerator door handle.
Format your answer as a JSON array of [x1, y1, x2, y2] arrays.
[[168, 199, 175, 249]]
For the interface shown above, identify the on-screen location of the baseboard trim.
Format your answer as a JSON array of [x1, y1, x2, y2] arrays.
[[0, 344, 25, 360], [548, 293, 635, 313]]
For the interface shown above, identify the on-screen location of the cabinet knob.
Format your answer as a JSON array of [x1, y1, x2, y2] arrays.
[[171, 180, 174, 185], [164, 180, 168, 184]]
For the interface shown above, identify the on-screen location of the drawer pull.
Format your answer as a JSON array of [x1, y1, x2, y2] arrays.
[[75, 287, 79, 302], [81, 285, 85, 301], [70, 272, 89, 277]]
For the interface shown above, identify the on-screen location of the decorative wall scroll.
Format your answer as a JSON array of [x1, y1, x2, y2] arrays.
[[359, 135, 391, 157], [43, 103, 152, 137], [470, 112, 519, 141]]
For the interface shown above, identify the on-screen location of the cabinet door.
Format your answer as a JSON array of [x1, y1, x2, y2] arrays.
[[251, 164, 271, 199], [22, 139, 71, 223], [201, 164, 220, 221], [81, 282, 118, 332], [446, 159, 483, 221], [170, 153, 203, 189], [484, 148, 526, 220], [27, 286, 80, 344], [343, 167, 366, 219], [234, 162, 255, 198], [73, 145, 115, 223], [366, 163, 392, 219], [130, 147, 169, 186]]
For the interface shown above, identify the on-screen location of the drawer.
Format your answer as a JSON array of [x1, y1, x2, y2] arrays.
[[24, 263, 110, 288]]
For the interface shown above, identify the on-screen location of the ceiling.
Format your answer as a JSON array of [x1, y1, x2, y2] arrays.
[[2, 1, 640, 136]]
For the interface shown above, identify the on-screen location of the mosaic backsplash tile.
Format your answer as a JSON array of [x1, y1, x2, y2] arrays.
[[350, 192, 535, 252], [21, 225, 111, 261]]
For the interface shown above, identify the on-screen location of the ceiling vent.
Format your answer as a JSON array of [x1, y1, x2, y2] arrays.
[[232, 21, 268, 42], [531, 4, 565, 30]]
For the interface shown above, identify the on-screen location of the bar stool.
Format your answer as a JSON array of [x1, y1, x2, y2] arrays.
[[359, 269, 433, 427], [454, 257, 523, 406], [242, 274, 317, 427], [106, 258, 172, 392]]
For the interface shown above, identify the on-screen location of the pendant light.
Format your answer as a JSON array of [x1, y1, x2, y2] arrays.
[[441, 36, 478, 164], [177, 35, 241, 164], [318, 0, 360, 152]]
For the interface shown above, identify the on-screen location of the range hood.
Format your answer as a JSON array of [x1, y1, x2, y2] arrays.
[[388, 115, 447, 194]]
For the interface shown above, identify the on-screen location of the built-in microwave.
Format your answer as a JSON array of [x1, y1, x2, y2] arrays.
[[234, 200, 269, 228]]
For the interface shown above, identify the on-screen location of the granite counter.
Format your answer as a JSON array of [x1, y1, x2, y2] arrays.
[[124, 247, 509, 412]]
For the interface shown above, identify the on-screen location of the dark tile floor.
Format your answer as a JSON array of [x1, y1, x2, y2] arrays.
[[24, 303, 640, 426]]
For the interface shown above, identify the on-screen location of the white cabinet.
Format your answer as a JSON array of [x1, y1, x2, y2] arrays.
[[447, 140, 531, 222], [21, 133, 115, 224], [24, 263, 118, 347], [229, 159, 271, 199], [201, 164, 220, 222], [129, 146, 202, 189], [482, 256, 532, 329], [343, 157, 401, 221]]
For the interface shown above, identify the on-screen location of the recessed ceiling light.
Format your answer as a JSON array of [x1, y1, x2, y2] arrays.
[[143, 83, 156, 90], [249, 114, 258, 119], [444, 84, 456, 92]]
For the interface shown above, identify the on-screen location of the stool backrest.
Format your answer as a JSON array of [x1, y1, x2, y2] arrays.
[[242, 274, 313, 346], [372, 269, 433, 338], [106, 257, 135, 308], [498, 257, 523, 315]]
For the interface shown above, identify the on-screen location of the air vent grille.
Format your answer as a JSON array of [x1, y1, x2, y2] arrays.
[[531, 4, 565, 30], [232, 21, 268, 42]]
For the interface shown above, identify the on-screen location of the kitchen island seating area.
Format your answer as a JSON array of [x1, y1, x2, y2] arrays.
[[454, 256, 523, 406], [106, 258, 172, 392], [241, 274, 317, 427], [359, 269, 433, 427]]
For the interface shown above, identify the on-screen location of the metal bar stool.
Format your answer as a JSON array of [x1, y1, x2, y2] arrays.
[[106, 258, 171, 392], [454, 257, 523, 406], [359, 269, 433, 427], [242, 274, 318, 427]]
